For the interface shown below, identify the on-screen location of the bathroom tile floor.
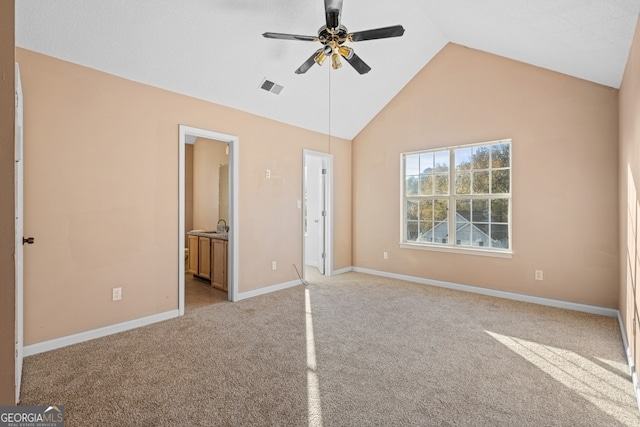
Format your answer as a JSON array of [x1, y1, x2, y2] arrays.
[[185, 274, 228, 310]]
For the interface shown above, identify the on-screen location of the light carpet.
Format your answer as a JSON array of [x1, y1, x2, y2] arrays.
[[19, 271, 640, 426]]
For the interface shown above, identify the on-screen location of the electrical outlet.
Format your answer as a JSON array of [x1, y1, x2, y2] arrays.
[[383, 252, 388, 260], [112, 287, 122, 301], [265, 169, 271, 179], [535, 270, 543, 281], [272, 261, 277, 270]]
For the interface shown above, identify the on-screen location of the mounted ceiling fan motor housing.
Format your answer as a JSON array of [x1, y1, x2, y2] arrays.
[[325, 0, 343, 29], [263, 0, 405, 75]]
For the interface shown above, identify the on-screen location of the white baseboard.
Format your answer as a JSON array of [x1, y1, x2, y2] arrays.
[[236, 279, 302, 301], [23, 310, 180, 357], [19, 266, 640, 414], [23, 278, 304, 356], [618, 312, 640, 413], [332, 266, 353, 275], [352, 267, 619, 317]]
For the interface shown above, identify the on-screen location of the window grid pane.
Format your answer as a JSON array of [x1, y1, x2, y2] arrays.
[[404, 141, 510, 251], [406, 198, 448, 244], [420, 175, 434, 196], [406, 176, 419, 196], [454, 144, 511, 197]]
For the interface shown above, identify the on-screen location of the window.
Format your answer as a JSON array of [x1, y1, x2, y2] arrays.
[[402, 140, 511, 253]]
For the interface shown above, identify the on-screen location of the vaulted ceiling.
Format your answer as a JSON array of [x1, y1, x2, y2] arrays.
[[15, 0, 640, 139]]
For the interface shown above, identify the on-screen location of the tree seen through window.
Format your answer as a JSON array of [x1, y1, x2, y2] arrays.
[[403, 140, 511, 251]]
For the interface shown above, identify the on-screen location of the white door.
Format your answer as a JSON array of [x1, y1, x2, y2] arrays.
[[14, 63, 24, 404], [303, 151, 333, 277], [304, 156, 324, 274]]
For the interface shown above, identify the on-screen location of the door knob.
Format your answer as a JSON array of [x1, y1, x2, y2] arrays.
[[22, 237, 34, 245]]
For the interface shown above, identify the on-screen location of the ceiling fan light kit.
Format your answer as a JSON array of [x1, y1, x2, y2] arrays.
[[314, 46, 332, 66], [331, 53, 342, 70], [338, 45, 353, 60], [263, 0, 405, 75]]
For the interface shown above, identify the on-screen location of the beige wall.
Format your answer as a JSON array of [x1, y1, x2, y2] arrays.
[[17, 48, 352, 345], [619, 17, 640, 382], [192, 137, 227, 231], [15, 35, 625, 353], [0, 0, 16, 405], [330, 136, 352, 269], [353, 43, 619, 308]]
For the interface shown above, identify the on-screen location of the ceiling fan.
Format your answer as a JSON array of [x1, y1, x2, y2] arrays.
[[263, 0, 405, 75]]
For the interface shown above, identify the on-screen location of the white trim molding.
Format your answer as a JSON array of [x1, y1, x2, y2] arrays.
[[352, 267, 618, 317], [178, 125, 240, 309], [332, 266, 353, 275], [302, 150, 334, 278], [236, 280, 303, 301], [23, 310, 180, 357], [399, 242, 513, 259]]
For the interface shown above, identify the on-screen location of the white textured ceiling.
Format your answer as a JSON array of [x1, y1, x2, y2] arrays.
[[15, 0, 640, 140]]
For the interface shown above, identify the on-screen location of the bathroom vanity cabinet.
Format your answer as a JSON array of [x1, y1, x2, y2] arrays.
[[198, 237, 211, 280], [187, 232, 228, 291], [211, 238, 227, 291], [187, 235, 199, 275]]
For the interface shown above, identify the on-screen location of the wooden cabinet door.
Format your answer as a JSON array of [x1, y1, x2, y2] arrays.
[[211, 239, 227, 290], [198, 237, 211, 280], [187, 235, 199, 274]]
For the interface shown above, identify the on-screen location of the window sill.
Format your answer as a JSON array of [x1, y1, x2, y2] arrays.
[[399, 242, 513, 259]]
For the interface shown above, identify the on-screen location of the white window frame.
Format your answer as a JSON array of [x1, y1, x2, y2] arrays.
[[400, 139, 513, 258]]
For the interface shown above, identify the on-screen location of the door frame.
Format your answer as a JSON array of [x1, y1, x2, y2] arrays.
[[303, 150, 334, 278], [14, 63, 24, 404], [178, 125, 239, 314]]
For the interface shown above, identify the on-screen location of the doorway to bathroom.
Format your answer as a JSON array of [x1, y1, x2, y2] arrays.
[[179, 125, 239, 315]]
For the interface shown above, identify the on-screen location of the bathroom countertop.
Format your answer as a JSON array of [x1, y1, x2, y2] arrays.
[[187, 231, 228, 241]]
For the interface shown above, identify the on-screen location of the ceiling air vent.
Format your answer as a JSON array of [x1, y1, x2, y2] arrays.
[[259, 78, 284, 95]]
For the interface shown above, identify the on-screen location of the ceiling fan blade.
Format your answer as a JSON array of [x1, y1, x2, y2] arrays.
[[324, 0, 343, 29], [295, 49, 322, 74], [262, 32, 318, 42], [343, 50, 371, 74], [349, 25, 405, 42]]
